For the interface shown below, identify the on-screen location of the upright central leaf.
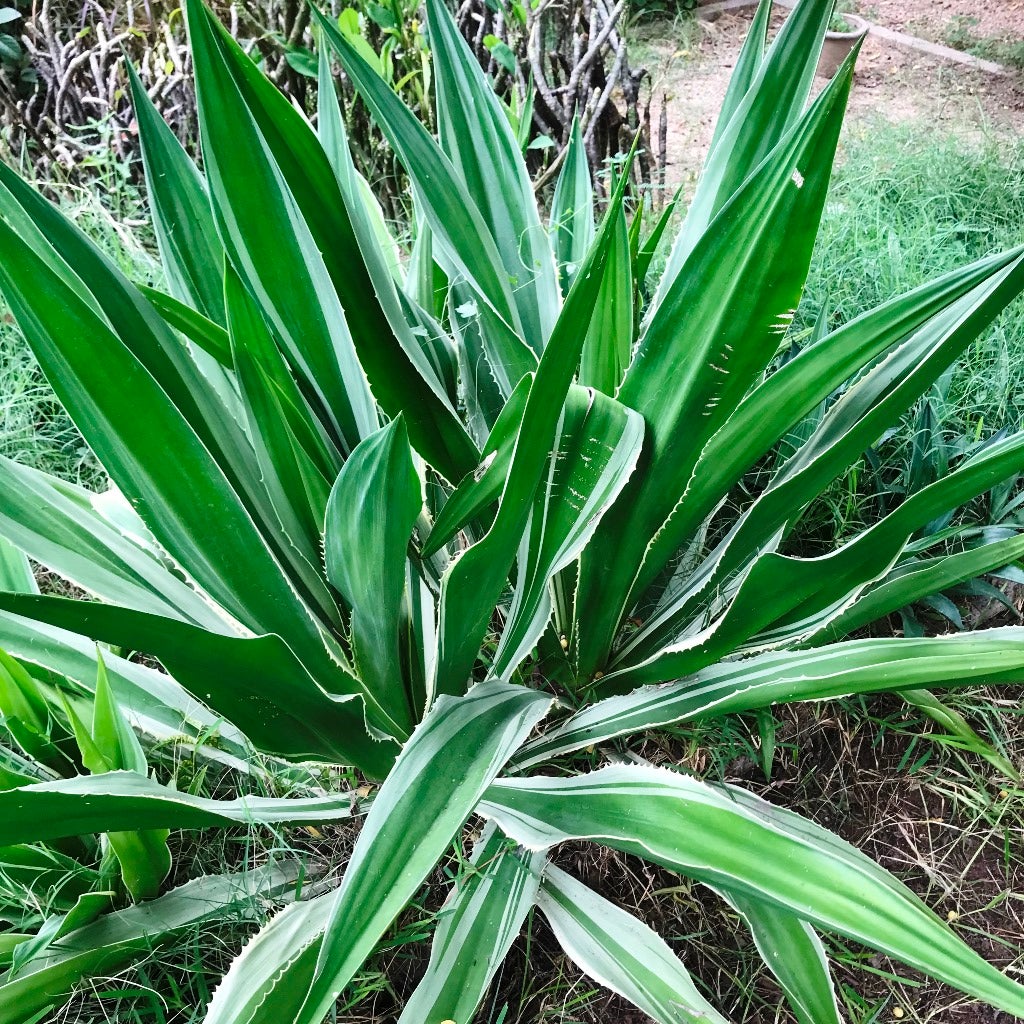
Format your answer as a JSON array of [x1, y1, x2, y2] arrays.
[[325, 418, 422, 736]]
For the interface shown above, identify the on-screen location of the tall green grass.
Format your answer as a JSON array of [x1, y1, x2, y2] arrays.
[[792, 121, 1024, 543], [803, 120, 1024, 430], [0, 177, 159, 489]]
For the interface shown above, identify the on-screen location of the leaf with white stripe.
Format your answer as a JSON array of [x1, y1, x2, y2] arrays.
[[493, 387, 644, 676], [514, 630, 1024, 767], [398, 823, 543, 1024], [296, 681, 551, 1024], [479, 765, 1024, 1016], [715, 888, 840, 1024], [203, 893, 333, 1024], [537, 865, 729, 1024]]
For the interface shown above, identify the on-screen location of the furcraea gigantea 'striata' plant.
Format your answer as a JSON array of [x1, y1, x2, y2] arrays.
[[0, 0, 1023, 1020]]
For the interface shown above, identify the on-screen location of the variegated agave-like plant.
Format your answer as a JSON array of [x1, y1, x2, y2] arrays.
[[0, 0, 1023, 1020]]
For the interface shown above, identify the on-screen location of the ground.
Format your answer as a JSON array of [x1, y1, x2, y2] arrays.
[[866, 0, 1023, 46], [633, 0, 1024, 195]]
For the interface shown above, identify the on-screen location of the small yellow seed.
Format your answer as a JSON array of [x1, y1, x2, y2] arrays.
[[593, 670, 604, 680], [559, 635, 569, 650], [999, 789, 1010, 799], [947, 910, 959, 922], [892, 1007, 905, 1020]]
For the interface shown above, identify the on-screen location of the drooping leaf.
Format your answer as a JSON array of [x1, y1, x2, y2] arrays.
[[0, 593, 397, 775], [716, 887, 841, 1024], [0, 865, 301, 1024], [537, 865, 729, 1024], [479, 766, 1024, 1016], [0, 457, 227, 630], [0, 771, 355, 845]]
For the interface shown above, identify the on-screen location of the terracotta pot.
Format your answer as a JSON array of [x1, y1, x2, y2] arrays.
[[817, 13, 868, 78]]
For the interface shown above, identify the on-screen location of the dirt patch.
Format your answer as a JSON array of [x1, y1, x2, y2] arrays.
[[632, 5, 1024, 195], [865, 0, 1024, 48]]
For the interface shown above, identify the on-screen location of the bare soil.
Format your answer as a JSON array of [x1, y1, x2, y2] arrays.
[[865, 0, 1024, 44], [633, 4, 1024, 193]]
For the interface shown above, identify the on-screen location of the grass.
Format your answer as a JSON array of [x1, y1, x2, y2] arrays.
[[942, 16, 1024, 71], [0, 162, 159, 491], [792, 120, 1024, 544]]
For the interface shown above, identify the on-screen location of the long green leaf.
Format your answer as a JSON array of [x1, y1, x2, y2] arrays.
[[0, 457, 226, 630], [0, 772, 355, 845], [0, 214, 331, 660], [423, 374, 531, 559], [325, 418, 422, 736], [185, 0, 377, 453], [434, 160, 634, 693], [0, 538, 35, 596], [658, 0, 832, 283], [0, 865, 300, 1024], [537, 865, 729, 1024], [224, 264, 339, 621], [0, 593, 396, 775], [574, 52, 856, 677], [623, 253, 1024, 671], [398, 823, 543, 1024], [614, 429, 1024, 686], [818, 532, 1024, 643], [313, 5, 538, 400], [127, 61, 226, 324], [647, 246, 1024, 598], [0, 159, 274, 542], [479, 766, 1024, 1015], [716, 887, 841, 1024], [493, 387, 644, 676], [0, 614, 251, 765], [138, 285, 232, 366], [578, 204, 633, 396], [427, 0, 560, 351], [296, 681, 551, 1024], [513, 630, 1024, 766], [313, 44, 480, 482], [550, 117, 595, 296], [202, 894, 333, 1024]]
